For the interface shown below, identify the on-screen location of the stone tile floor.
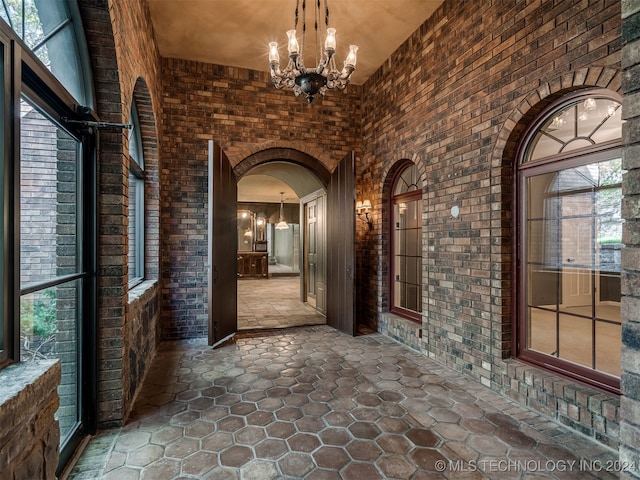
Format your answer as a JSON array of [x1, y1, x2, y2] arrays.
[[66, 326, 617, 480], [238, 277, 326, 330]]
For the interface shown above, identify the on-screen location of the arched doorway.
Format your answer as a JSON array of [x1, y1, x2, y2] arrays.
[[237, 161, 328, 329], [207, 144, 356, 345]]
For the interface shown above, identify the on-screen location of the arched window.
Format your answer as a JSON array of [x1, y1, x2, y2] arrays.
[[0, 0, 93, 106], [128, 100, 144, 287], [516, 91, 623, 393], [390, 162, 423, 322]]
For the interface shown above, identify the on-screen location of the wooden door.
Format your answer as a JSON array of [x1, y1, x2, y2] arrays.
[[327, 152, 356, 335], [305, 200, 318, 307], [208, 140, 237, 346]]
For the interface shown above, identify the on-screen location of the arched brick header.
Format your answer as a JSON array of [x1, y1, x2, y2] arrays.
[[492, 66, 621, 171], [234, 147, 331, 188]]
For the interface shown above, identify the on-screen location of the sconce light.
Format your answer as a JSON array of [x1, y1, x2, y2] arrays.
[[356, 199, 373, 231]]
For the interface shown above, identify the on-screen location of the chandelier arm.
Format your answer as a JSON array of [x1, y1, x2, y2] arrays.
[[267, 0, 357, 103]]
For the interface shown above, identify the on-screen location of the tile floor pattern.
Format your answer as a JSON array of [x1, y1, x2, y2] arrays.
[[67, 326, 618, 480], [237, 277, 325, 330]]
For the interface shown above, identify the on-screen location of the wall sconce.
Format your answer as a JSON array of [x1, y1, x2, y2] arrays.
[[356, 199, 373, 231]]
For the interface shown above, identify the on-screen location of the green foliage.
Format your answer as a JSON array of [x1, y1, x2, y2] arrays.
[[20, 289, 57, 354]]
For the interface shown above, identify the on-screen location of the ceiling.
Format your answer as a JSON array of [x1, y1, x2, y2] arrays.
[[148, 1, 444, 204], [148, 0, 444, 85], [237, 162, 323, 203]]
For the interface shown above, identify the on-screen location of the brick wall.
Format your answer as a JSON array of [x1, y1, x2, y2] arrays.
[[159, 58, 361, 340], [77, 0, 162, 426], [0, 361, 60, 480], [620, 0, 640, 476], [358, 0, 624, 447]]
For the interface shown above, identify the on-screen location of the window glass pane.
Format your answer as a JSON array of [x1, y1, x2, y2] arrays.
[[129, 101, 143, 168], [19, 98, 82, 446], [393, 164, 422, 195], [128, 171, 138, 282], [528, 306, 557, 354], [0, 0, 90, 104], [523, 155, 623, 379], [20, 99, 78, 287], [596, 320, 621, 377], [527, 98, 622, 162], [128, 101, 144, 286], [558, 313, 592, 369], [20, 280, 80, 442], [393, 197, 422, 313]]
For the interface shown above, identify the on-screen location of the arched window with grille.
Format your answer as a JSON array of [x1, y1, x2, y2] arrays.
[[516, 91, 623, 393], [390, 161, 423, 322]]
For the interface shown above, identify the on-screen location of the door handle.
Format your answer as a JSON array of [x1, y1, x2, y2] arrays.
[[566, 258, 575, 263], [346, 265, 354, 280]]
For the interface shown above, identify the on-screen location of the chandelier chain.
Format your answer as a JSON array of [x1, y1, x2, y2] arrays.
[[324, 0, 329, 26]]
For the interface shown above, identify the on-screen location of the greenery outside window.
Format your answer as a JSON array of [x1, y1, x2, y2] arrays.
[[128, 100, 144, 287], [517, 92, 623, 393], [391, 162, 423, 322]]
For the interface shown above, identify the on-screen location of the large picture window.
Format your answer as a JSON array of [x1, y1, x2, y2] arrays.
[[0, 0, 96, 472], [391, 162, 423, 322], [517, 92, 623, 393]]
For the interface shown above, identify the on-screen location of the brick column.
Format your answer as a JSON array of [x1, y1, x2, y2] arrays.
[[621, 0, 640, 477]]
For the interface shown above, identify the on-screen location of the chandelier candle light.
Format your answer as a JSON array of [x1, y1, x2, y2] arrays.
[[268, 0, 358, 103]]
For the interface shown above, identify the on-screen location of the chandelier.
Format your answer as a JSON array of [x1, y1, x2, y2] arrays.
[[275, 192, 289, 230], [268, 0, 358, 103]]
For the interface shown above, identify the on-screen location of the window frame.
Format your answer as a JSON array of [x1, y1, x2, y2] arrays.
[[0, 29, 9, 366], [389, 161, 423, 323], [514, 89, 623, 394], [128, 99, 144, 288], [0, 6, 98, 473]]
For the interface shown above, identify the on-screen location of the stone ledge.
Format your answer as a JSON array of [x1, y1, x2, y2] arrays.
[[0, 360, 60, 432], [127, 279, 158, 304], [0, 360, 61, 480]]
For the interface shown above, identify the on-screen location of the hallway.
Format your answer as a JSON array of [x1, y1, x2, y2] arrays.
[[66, 326, 616, 480], [238, 277, 326, 330]]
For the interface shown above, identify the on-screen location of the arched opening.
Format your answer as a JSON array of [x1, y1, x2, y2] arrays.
[[235, 154, 331, 330]]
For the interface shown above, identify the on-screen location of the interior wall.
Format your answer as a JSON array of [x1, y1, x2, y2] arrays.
[[357, 0, 623, 448], [159, 60, 361, 341]]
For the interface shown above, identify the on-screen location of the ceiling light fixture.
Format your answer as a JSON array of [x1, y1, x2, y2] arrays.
[[276, 192, 290, 230], [268, 0, 358, 103]]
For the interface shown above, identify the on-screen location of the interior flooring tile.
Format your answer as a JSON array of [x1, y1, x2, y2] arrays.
[[65, 325, 618, 480]]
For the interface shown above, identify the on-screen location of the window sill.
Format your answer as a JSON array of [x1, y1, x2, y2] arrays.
[[0, 359, 59, 407], [128, 279, 158, 304]]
